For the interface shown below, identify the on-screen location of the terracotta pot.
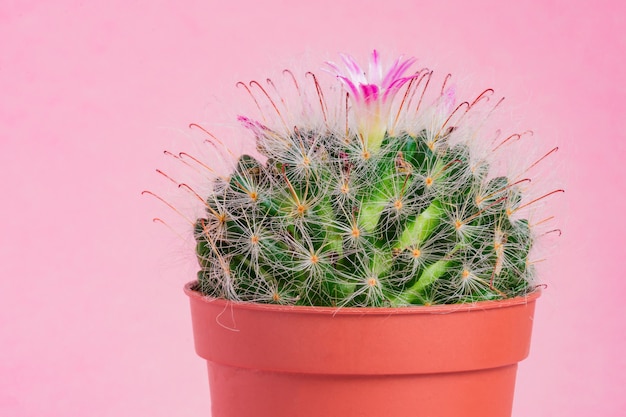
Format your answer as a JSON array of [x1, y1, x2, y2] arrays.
[[185, 281, 540, 417]]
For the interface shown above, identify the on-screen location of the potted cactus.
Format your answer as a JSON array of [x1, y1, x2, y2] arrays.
[[170, 51, 560, 417]]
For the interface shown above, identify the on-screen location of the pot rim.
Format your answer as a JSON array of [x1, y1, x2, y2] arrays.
[[184, 280, 541, 316]]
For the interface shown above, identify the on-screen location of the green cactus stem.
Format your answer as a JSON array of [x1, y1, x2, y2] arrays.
[[189, 51, 551, 306]]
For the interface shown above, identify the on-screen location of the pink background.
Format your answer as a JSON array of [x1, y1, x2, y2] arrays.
[[1, 0, 624, 416]]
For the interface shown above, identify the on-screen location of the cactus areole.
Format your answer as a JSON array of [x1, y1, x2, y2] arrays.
[[179, 51, 556, 417], [191, 51, 552, 307]]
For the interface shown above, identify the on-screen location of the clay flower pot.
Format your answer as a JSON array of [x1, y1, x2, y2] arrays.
[[185, 282, 540, 417]]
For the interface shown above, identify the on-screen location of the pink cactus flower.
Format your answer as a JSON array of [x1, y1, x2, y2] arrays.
[[325, 50, 417, 152]]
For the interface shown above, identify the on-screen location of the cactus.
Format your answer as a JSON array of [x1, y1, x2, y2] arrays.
[[192, 51, 555, 307]]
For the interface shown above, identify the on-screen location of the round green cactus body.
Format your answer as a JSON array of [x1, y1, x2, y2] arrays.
[[193, 51, 546, 306], [195, 133, 534, 306]]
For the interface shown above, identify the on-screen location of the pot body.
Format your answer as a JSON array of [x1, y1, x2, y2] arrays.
[[185, 282, 540, 417]]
